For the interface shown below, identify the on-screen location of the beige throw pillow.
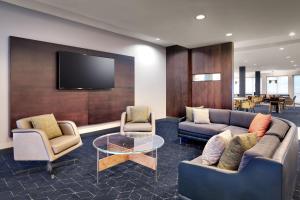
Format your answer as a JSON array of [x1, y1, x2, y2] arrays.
[[217, 133, 258, 170], [131, 106, 149, 123], [201, 130, 232, 165], [193, 108, 210, 124], [186, 106, 204, 121], [126, 106, 133, 122], [31, 114, 62, 139]]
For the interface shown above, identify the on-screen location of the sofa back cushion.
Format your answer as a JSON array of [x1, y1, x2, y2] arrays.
[[266, 118, 290, 140], [193, 108, 210, 124], [230, 111, 256, 128], [209, 109, 231, 125], [239, 135, 280, 170]]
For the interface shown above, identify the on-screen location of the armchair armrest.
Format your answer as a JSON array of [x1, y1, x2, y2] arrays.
[[120, 112, 126, 135], [150, 112, 155, 135], [12, 128, 53, 161], [57, 120, 79, 136]]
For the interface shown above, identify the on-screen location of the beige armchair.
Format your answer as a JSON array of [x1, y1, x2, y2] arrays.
[[12, 116, 82, 177], [120, 106, 155, 137]]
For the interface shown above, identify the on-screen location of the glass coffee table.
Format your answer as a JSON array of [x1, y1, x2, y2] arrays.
[[93, 133, 164, 184]]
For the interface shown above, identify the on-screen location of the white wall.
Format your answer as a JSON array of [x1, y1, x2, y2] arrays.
[[0, 3, 166, 149]]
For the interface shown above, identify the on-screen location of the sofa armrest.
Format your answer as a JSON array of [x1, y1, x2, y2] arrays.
[[120, 112, 126, 135], [12, 129, 53, 161], [57, 120, 79, 136], [179, 116, 186, 123], [178, 157, 282, 200]]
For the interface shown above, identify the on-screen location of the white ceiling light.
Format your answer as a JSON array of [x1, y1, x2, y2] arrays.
[[279, 47, 284, 50], [293, 64, 298, 67], [286, 56, 291, 59], [155, 38, 160, 41], [289, 32, 296, 37], [196, 14, 206, 20], [290, 60, 295, 63], [253, 64, 257, 66], [226, 33, 233, 37]]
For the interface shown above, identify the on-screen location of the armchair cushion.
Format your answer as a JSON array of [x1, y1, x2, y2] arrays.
[[131, 106, 149, 123], [31, 114, 62, 139], [50, 135, 81, 154], [123, 122, 152, 132]]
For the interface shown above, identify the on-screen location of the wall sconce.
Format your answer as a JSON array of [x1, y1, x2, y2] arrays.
[[192, 73, 221, 82]]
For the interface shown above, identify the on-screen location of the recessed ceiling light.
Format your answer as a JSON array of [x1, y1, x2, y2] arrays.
[[290, 60, 295, 63], [286, 56, 291, 59], [155, 38, 160, 41], [293, 64, 298, 67], [226, 33, 233, 37], [196, 14, 206, 20], [279, 47, 284, 50], [253, 64, 257, 66], [289, 32, 296, 37]]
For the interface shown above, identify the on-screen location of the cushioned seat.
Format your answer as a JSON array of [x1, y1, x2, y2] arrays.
[[178, 121, 228, 136], [50, 135, 81, 154], [123, 122, 152, 132], [222, 125, 248, 136]]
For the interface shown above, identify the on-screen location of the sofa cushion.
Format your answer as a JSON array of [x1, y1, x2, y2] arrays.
[[209, 109, 231, 125], [230, 111, 256, 128], [266, 118, 290, 140], [217, 133, 257, 170], [201, 130, 232, 165], [186, 106, 204, 122], [50, 135, 80, 154], [124, 122, 152, 132], [131, 106, 149, 123], [126, 106, 134, 122], [31, 114, 62, 139], [179, 121, 228, 136], [193, 108, 210, 124], [249, 113, 272, 137], [190, 155, 204, 165], [239, 135, 280, 170], [222, 126, 248, 136]]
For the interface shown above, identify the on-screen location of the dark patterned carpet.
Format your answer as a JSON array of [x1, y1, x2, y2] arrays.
[[0, 120, 203, 200], [0, 107, 299, 200]]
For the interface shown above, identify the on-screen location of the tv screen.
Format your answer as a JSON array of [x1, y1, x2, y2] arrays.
[[58, 51, 115, 90]]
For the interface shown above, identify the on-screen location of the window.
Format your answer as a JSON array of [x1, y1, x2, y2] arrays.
[[234, 79, 239, 95], [267, 76, 288, 94], [294, 75, 300, 103], [246, 77, 255, 95]]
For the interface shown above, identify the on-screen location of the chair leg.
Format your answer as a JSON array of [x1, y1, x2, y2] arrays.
[[47, 161, 55, 179]]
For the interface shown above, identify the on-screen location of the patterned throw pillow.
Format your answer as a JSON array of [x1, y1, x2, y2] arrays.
[[186, 106, 204, 121], [201, 130, 232, 165], [193, 108, 210, 124], [217, 133, 257, 170], [131, 106, 149, 123], [31, 114, 62, 139]]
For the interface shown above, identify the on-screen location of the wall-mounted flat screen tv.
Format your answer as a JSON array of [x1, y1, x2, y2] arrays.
[[58, 51, 115, 90]]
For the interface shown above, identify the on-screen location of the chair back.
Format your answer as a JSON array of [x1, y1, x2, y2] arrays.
[[16, 117, 34, 129]]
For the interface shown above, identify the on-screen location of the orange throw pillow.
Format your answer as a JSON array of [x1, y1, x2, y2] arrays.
[[249, 113, 272, 137]]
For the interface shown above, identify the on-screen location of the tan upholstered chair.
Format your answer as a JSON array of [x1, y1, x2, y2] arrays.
[[285, 96, 296, 109], [120, 106, 155, 136], [12, 116, 82, 177]]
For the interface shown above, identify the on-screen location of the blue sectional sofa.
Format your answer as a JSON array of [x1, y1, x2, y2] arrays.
[[178, 109, 298, 200]]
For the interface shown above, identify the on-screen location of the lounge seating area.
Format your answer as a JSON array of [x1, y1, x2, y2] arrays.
[[1, 1, 300, 200]]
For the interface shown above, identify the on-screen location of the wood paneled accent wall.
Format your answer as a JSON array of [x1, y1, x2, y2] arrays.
[[192, 42, 233, 109], [166, 42, 233, 117], [166, 45, 191, 117], [10, 37, 134, 130]]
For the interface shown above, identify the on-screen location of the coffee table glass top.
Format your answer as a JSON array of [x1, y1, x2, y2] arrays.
[[93, 133, 164, 155]]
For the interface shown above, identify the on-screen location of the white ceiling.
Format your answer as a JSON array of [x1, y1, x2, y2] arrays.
[[3, 0, 300, 72]]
